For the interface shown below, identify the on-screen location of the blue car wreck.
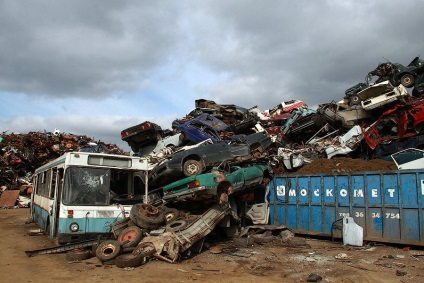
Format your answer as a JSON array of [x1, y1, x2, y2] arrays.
[[172, 113, 232, 144]]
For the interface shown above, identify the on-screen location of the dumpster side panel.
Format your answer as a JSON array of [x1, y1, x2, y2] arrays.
[[269, 170, 424, 246]]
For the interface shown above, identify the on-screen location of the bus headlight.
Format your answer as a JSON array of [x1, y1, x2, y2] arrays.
[[70, 222, 79, 232]]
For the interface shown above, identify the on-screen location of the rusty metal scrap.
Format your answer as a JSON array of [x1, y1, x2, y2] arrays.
[[0, 131, 125, 190]]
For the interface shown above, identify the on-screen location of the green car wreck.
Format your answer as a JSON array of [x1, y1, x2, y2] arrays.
[[162, 163, 272, 203]]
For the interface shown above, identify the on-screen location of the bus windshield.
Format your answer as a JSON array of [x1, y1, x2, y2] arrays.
[[63, 167, 111, 205]]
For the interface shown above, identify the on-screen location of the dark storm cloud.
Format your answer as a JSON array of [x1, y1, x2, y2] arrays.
[[0, 0, 180, 98], [2, 0, 424, 147], [186, 0, 424, 109]]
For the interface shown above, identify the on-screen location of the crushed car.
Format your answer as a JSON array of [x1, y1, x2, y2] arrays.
[[161, 162, 272, 203], [172, 113, 232, 144], [324, 125, 364, 159], [390, 148, 424, 170], [372, 134, 424, 158], [363, 97, 424, 149], [318, 100, 371, 129], [264, 99, 307, 117], [148, 132, 271, 188], [194, 99, 256, 125], [121, 121, 165, 153], [412, 73, 424, 97], [347, 80, 408, 109], [271, 147, 318, 172], [360, 81, 408, 111], [368, 56, 424, 88]]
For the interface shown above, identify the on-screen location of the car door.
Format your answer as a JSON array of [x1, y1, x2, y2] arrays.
[[242, 166, 264, 187], [201, 143, 233, 166], [227, 166, 245, 193]]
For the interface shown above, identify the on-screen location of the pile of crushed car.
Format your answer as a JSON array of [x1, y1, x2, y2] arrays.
[[91, 55, 424, 268], [10, 55, 424, 267], [0, 130, 124, 190], [124, 56, 424, 178]]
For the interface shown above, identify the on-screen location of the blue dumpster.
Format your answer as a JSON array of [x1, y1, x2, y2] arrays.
[[269, 169, 424, 246]]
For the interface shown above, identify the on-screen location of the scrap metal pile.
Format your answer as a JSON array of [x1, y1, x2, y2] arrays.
[[0, 130, 125, 190], [19, 55, 424, 267], [94, 56, 424, 267], [91, 202, 292, 268], [124, 56, 424, 180]]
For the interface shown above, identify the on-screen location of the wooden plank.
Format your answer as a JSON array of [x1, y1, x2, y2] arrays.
[[0, 190, 20, 207]]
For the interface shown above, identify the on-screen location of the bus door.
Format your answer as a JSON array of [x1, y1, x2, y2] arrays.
[[50, 168, 63, 238], [30, 175, 38, 217]]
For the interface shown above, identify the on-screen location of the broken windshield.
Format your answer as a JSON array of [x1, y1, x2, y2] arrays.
[[62, 167, 111, 205]]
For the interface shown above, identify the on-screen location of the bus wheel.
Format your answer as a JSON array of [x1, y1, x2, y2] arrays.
[[66, 248, 91, 261], [118, 226, 143, 248], [96, 240, 122, 262], [115, 253, 146, 268]]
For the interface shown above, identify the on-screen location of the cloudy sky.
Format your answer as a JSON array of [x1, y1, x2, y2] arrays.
[[1, 0, 423, 151]]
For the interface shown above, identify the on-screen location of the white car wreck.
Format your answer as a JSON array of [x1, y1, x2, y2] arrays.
[[325, 125, 364, 159], [358, 80, 408, 110]]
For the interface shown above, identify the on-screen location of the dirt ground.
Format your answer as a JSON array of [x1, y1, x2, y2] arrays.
[[1, 208, 423, 283], [295, 157, 397, 175]]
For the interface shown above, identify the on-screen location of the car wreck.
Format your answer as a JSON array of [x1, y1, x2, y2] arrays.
[[148, 131, 271, 188], [368, 56, 424, 87], [120, 121, 164, 153], [162, 162, 272, 203], [7, 53, 424, 273], [363, 97, 424, 149], [318, 100, 371, 129]]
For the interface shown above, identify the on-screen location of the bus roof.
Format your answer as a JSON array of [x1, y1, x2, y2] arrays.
[[34, 152, 148, 174]]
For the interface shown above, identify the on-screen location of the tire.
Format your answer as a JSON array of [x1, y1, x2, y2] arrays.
[[162, 207, 180, 224], [122, 247, 136, 253], [165, 220, 188, 232], [128, 219, 137, 226], [400, 73, 415, 87], [114, 253, 145, 268], [132, 242, 156, 257], [118, 226, 143, 248], [130, 203, 166, 229], [95, 240, 122, 262], [183, 159, 203, 176], [66, 249, 91, 261]]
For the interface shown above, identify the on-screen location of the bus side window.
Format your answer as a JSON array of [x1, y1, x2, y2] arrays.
[[40, 171, 49, 197], [57, 168, 64, 202], [50, 169, 57, 199]]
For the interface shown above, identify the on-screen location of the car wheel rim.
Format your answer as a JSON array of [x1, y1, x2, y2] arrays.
[[187, 163, 199, 175], [101, 244, 116, 255], [138, 204, 159, 217], [120, 230, 137, 242]]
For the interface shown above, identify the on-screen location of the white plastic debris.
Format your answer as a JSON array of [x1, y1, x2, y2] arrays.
[[343, 216, 363, 246]]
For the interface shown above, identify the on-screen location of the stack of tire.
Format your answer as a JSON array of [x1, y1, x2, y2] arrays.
[[95, 204, 181, 268]]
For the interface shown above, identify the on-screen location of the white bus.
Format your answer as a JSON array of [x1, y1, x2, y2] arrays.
[[31, 152, 149, 244]]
